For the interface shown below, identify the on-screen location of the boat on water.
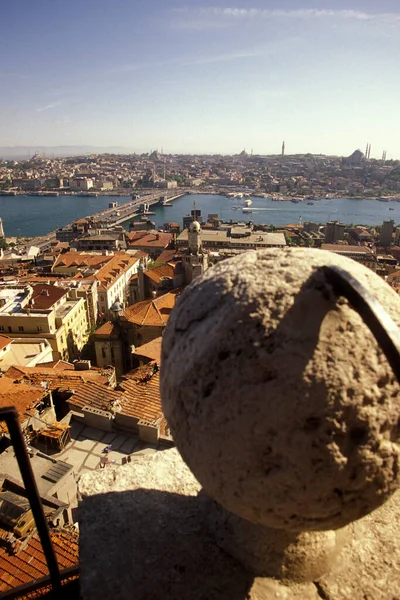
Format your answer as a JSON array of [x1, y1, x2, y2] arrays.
[[242, 208, 253, 213], [161, 199, 172, 206], [377, 197, 389, 202], [306, 202, 315, 206], [389, 207, 395, 211], [77, 192, 99, 197], [0, 191, 16, 196], [244, 199, 252, 206], [232, 206, 241, 210], [291, 198, 301, 203]]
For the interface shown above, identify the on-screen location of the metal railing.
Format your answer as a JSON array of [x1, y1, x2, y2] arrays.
[[0, 407, 79, 599]]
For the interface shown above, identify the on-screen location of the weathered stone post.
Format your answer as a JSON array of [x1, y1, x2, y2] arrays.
[[161, 248, 400, 582]]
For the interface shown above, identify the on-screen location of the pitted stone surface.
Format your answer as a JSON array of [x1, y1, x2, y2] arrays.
[[161, 248, 400, 531], [201, 493, 348, 581]]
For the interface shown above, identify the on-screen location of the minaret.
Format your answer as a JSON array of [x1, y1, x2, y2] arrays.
[[282, 141, 285, 157]]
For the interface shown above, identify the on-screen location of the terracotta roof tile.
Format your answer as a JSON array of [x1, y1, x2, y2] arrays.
[[124, 290, 179, 327], [68, 380, 122, 411], [118, 366, 165, 428], [90, 253, 140, 291], [0, 529, 78, 593], [133, 337, 162, 364], [0, 336, 11, 352], [53, 252, 113, 270], [0, 378, 46, 432], [94, 321, 120, 337], [126, 231, 172, 249], [31, 284, 68, 310], [4, 366, 109, 391], [144, 264, 175, 285]]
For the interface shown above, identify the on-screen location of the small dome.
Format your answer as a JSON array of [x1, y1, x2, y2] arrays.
[[110, 301, 123, 313], [190, 221, 201, 233]]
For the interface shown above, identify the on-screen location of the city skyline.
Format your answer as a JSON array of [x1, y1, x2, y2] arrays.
[[2, 0, 400, 158]]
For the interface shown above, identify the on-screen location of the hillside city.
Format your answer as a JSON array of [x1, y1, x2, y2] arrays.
[[1, 147, 400, 199], [0, 147, 400, 593]]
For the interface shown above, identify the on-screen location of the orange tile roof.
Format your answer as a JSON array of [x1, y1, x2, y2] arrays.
[[31, 284, 68, 310], [124, 290, 179, 327], [90, 253, 139, 291], [68, 380, 122, 411], [53, 252, 113, 270], [0, 335, 11, 352], [134, 337, 162, 364], [118, 366, 164, 427], [126, 231, 172, 249], [39, 360, 75, 370], [4, 366, 108, 391], [156, 249, 183, 264], [94, 321, 120, 337], [144, 264, 175, 285], [0, 529, 78, 593], [0, 378, 47, 432]]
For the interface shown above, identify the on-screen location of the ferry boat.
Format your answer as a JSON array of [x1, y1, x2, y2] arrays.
[[244, 199, 252, 206], [242, 207, 253, 214], [291, 198, 301, 203], [306, 201, 315, 206], [0, 190, 16, 196]]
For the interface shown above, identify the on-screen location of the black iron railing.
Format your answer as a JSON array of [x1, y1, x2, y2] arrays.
[[0, 407, 79, 599]]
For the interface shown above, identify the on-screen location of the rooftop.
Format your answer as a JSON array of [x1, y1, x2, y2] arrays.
[[68, 380, 122, 412], [0, 529, 78, 594], [0, 338, 51, 369], [133, 337, 162, 364], [124, 290, 180, 327]]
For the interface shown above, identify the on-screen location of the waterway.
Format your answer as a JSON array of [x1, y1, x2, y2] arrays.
[[0, 194, 399, 238]]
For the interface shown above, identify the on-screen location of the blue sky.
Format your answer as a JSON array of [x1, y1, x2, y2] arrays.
[[1, 0, 400, 157]]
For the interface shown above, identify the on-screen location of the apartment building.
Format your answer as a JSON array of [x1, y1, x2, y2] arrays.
[[0, 283, 89, 361], [91, 252, 141, 320]]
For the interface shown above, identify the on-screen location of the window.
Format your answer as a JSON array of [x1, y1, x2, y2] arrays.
[[0, 326, 4, 332], [37, 326, 43, 332], [101, 347, 106, 359], [18, 326, 24, 332]]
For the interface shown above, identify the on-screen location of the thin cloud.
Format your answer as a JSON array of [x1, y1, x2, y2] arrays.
[[173, 7, 400, 28], [183, 50, 258, 66], [36, 102, 62, 113]]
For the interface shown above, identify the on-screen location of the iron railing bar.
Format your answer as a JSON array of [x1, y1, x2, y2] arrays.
[[0, 407, 62, 594], [0, 566, 79, 600], [323, 265, 400, 381]]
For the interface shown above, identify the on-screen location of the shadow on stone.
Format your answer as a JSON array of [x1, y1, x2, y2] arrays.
[[79, 488, 254, 600]]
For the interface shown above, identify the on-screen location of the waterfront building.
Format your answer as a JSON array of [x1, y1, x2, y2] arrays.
[[176, 228, 286, 251], [73, 229, 127, 252], [379, 220, 394, 247], [69, 177, 94, 192], [324, 221, 345, 244]]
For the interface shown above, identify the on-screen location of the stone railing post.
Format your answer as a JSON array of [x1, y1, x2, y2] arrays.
[[161, 247, 400, 582]]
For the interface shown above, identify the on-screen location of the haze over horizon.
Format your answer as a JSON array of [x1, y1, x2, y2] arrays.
[[2, 0, 400, 159]]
